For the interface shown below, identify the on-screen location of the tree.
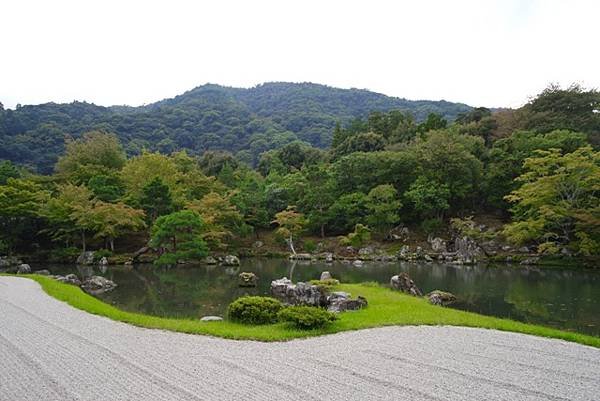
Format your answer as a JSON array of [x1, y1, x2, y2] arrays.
[[404, 176, 450, 219], [139, 177, 174, 222], [366, 184, 401, 238], [503, 147, 600, 254], [272, 206, 306, 254], [88, 202, 146, 251], [0, 160, 20, 185], [55, 131, 126, 183], [150, 210, 209, 265], [87, 173, 125, 202], [417, 113, 447, 134], [332, 132, 386, 158], [39, 183, 95, 251], [186, 192, 247, 250], [0, 178, 48, 252], [327, 192, 369, 234]]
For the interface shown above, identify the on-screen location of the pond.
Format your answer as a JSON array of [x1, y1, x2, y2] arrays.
[[44, 258, 600, 336]]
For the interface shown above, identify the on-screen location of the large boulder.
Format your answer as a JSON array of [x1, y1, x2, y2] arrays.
[[454, 236, 482, 264], [320, 271, 332, 281], [270, 278, 325, 306], [427, 290, 457, 306], [429, 237, 447, 253], [76, 251, 95, 265], [17, 264, 31, 274], [203, 256, 218, 265], [327, 292, 368, 313], [358, 246, 375, 256], [238, 272, 258, 287], [55, 274, 82, 286], [390, 273, 422, 296], [81, 276, 117, 295], [222, 255, 240, 266]]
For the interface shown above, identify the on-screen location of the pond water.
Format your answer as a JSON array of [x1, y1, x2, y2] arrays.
[[44, 258, 600, 336]]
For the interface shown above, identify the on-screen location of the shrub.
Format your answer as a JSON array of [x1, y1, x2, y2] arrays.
[[309, 278, 340, 292], [339, 224, 371, 247], [48, 247, 81, 263], [94, 249, 113, 261], [227, 296, 283, 325], [303, 239, 317, 253], [421, 218, 443, 235], [278, 306, 337, 329]]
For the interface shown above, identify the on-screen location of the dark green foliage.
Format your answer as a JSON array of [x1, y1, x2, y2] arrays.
[[0, 83, 472, 173], [0, 160, 20, 185], [227, 296, 283, 325], [87, 173, 124, 202], [278, 306, 337, 329], [140, 178, 174, 222], [150, 210, 208, 265]]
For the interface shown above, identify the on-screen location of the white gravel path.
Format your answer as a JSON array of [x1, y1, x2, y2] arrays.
[[0, 276, 598, 401]]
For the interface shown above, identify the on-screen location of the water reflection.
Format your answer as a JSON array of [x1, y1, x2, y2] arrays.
[[43, 259, 600, 336]]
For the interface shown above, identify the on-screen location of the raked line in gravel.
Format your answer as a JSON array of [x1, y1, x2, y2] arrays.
[[0, 276, 598, 401]]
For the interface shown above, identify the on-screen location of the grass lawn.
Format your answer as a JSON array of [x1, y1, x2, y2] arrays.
[[15, 275, 600, 347]]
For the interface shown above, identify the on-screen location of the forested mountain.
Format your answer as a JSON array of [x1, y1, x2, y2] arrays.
[[0, 82, 472, 173]]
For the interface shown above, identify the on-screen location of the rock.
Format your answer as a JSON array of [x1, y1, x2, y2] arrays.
[[270, 277, 326, 306], [322, 252, 334, 263], [204, 256, 218, 265], [424, 254, 433, 262], [327, 293, 368, 313], [34, 269, 51, 275], [455, 236, 482, 264], [0, 256, 22, 269], [17, 264, 31, 274], [518, 246, 530, 253], [132, 246, 151, 260], [427, 290, 457, 306], [353, 260, 364, 267], [289, 253, 312, 260], [520, 257, 539, 265], [252, 240, 264, 249], [501, 245, 512, 252], [429, 237, 447, 253], [358, 246, 375, 256], [98, 257, 108, 266], [56, 274, 82, 286], [390, 273, 422, 296], [76, 251, 95, 265], [397, 245, 410, 260], [238, 272, 258, 287], [200, 316, 223, 322], [320, 271, 332, 281], [415, 246, 424, 257], [81, 276, 117, 295], [222, 255, 240, 266]]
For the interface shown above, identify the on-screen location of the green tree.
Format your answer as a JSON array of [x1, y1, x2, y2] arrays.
[[139, 177, 174, 222], [503, 146, 600, 254], [55, 131, 126, 183], [87, 173, 125, 202], [272, 206, 306, 254], [0, 160, 21, 185], [366, 184, 401, 238], [417, 113, 447, 134], [404, 176, 451, 219], [88, 202, 146, 251], [150, 210, 209, 265]]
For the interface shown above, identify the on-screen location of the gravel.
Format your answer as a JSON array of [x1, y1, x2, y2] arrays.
[[0, 276, 598, 401]]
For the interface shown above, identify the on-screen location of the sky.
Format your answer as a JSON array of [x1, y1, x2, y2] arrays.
[[1, 0, 599, 110]]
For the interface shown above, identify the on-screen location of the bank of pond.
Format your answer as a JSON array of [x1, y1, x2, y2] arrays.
[[23, 258, 600, 338]]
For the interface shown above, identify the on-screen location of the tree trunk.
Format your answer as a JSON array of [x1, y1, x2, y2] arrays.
[[81, 231, 86, 253], [320, 224, 325, 239], [288, 235, 296, 255], [109, 238, 115, 252]]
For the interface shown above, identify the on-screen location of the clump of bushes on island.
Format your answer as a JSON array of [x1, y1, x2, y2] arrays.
[[227, 295, 338, 330]]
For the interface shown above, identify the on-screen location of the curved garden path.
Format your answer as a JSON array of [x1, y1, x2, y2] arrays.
[[0, 276, 598, 401]]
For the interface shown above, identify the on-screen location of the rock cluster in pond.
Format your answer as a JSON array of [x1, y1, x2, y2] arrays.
[[271, 278, 325, 306], [77, 251, 96, 265], [390, 273, 422, 296], [270, 277, 367, 313], [221, 255, 240, 266], [80, 276, 117, 295], [426, 290, 457, 306], [238, 272, 258, 287]]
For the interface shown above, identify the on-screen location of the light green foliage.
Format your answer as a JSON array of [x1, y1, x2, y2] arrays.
[[150, 210, 209, 265], [278, 306, 337, 329], [55, 131, 126, 183], [339, 224, 371, 247], [227, 296, 283, 325], [503, 147, 600, 254], [87, 202, 146, 251], [366, 185, 401, 238]]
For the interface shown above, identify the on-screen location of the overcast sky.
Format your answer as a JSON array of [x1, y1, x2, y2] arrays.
[[1, 0, 598, 110]]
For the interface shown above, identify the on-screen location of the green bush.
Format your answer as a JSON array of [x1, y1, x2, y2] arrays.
[[227, 296, 283, 325], [48, 247, 81, 263], [309, 278, 340, 292], [303, 239, 317, 253], [278, 306, 337, 329], [94, 249, 113, 261]]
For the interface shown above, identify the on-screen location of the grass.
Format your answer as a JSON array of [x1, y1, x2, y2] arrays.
[[11, 274, 600, 347]]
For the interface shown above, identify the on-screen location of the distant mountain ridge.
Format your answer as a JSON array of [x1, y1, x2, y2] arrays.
[[0, 82, 473, 173]]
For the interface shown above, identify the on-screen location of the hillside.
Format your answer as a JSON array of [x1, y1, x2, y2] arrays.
[[0, 82, 472, 173]]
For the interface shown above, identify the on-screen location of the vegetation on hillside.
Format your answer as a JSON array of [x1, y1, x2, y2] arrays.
[[0, 84, 598, 259]]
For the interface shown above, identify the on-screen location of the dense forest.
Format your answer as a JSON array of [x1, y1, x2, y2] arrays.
[[0, 83, 599, 262], [0, 82, 471, 173]]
